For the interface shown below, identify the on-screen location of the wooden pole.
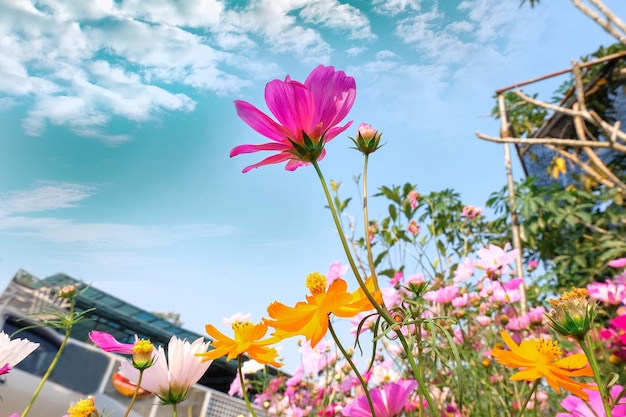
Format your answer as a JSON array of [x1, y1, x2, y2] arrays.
[[498, 93, 527, 313]]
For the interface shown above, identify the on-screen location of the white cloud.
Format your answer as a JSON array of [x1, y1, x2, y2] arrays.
[[372, 0, 422, 16], [0, 182, 96, 216], [299, 0, 375, 40], [346, 46, 367, 57], [0, 182, 237, 248]]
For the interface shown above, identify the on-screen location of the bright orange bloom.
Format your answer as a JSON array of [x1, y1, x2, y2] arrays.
[[491, 330, 596, 400], [198, 321, 282, 368], [265, 273, 381, 347]]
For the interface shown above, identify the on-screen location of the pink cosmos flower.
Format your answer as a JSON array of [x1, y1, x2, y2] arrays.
[[454, 258, 475, 282], [461, 205, 483, 219], [120, 335, 212, 405], [408, 190, 419, 210], [407, 220, 420, 236], [556, 385, 626, 417], [231, 65, 356, 173], [587, 280, 626, 306], [424, 284, 459, 304], [609, 258, 626, 268], [326, 260, 348, 284], [341, 379, 418, 417], [89, 330, 135, 354], [475, 243, 518, 277], [0, 331, 39, 376]]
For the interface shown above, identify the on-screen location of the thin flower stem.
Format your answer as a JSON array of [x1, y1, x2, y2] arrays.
[[172, 402, 177, 417], [311, 161, 391, 324], [124, 369, 145, 417], [516, 380, 539, 417], [238, 355, 259, 417], [21, 299, 75, 417], [328, 321, 376, 417], [579, 335, 613, 417], [312, 159, 438, 415], [397, 333, 438, 414], [361, 154, 380, 292]]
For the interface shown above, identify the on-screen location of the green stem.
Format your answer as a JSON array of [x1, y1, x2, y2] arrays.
[[361, 154, 380, 292], [579, 335, 613, 417], [21, 300, 75, 417], [124, 369, 144, 417], [238, 355, 258, 417], [312, 159, 438, 415], [172, 402, 177, 417], [397, 333, 438, 414], [516, 380, 539, 417], [328, 321, 376, 417]]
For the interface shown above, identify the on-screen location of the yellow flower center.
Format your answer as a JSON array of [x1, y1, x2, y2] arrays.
[[536, 338, 562, 360], [67, 397, 96, 417], [132, 339, 154, 355], [306, 272, 327, 295], [232, 321, 253, 340]]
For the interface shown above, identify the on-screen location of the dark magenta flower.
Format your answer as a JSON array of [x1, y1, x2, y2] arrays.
[[231, 65, 356, 173], [341, 379, 417, 417]]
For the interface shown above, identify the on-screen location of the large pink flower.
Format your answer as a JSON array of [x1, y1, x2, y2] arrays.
[[556, 385, 626, 417], [341, 379, 417, 417], [231, 65, 356, 173]]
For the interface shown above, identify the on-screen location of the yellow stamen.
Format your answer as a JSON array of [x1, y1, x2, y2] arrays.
[[232, 321, 253, 341], [305, 272, 327, 295], [132, 339, 154, 355], [536, 338, 562, 360], [67, 397, 96, 417]]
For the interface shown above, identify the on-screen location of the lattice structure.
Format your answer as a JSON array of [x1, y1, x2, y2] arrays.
[[204, 389, 267, 417], [512, 51, 626, 187]]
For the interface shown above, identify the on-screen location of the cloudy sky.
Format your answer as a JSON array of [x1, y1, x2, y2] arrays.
[[1, 0, 625, 372]]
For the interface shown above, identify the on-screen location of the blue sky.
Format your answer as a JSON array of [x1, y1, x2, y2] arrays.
[[1, 0, 625, 373]]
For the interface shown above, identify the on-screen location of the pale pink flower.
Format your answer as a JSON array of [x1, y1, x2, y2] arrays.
[[475, 315, 492, 326], [506, 315, 530, 331], [461, 205, 483, 219], [231, 65, 356, 172], [326, 260, 348, 283], [349, 311, 377, 336], [223, 312, 252, 326], [389, 271, 403, 286], [609, 258, 626, 268], [120, 335, 212, 404], [369, 360, 400, 386], [587, 280, 626, 306], [475, 243, 518, 277], [0, 331, 39, 376], [408, 190, 419, 210], [382, 286, 402, 307], [299, 339, 337, 376], [407, 220, 420, 236], [454, 258, 475, 282], [452, 293, 469, 308], [424, 284, 459, 304], [527, 306, 546, 325]]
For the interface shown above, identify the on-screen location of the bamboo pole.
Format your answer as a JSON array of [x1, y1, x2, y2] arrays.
[[498, 93, 527, 313]]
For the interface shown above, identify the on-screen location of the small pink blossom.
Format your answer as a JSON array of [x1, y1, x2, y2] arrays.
[[454, 258, 475, 282], [587, 280, 626, 306], [326, 260, 348, 283], [527, 259, 539, 271], [389, 271, 403, 286], [223, 312, 252, 326], [407, 220, 420, 236], [475, 243, 518, 277], [452, 293, 469, 307], [609, 258, 626, 268], [423, 284, 459, 304], [461, 205, 483, 219], [475, 315, 492, 326], [408, 190, 419, 210]]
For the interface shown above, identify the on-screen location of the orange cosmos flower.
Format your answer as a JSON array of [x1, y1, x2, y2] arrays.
[[491, 330, 596, 400], [265, 273, 381, 347], [197, 321, 282, 368]]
